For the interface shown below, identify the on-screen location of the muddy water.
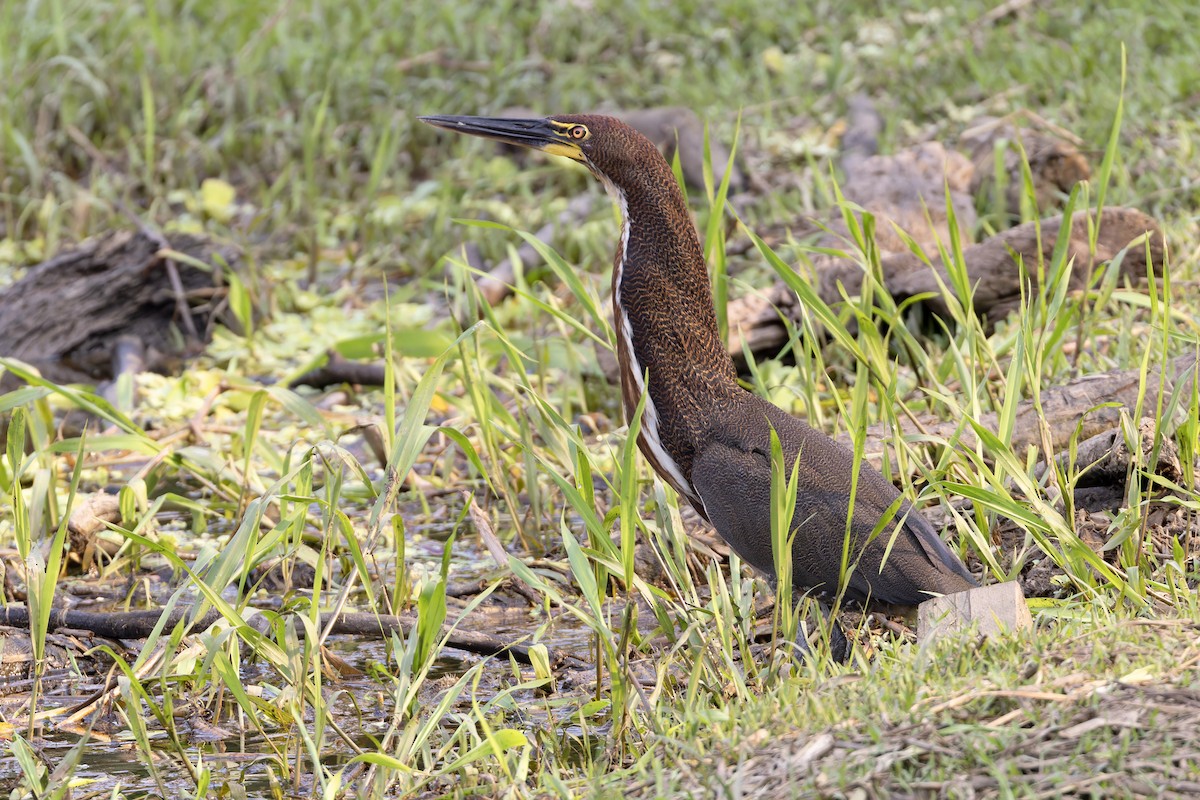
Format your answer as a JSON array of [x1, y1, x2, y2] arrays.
[[0, 592, 628, 797], [2, 503, 694, 796]]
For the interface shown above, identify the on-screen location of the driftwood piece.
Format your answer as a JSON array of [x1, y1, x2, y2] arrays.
[[0, 230, 239, 383], [851, 353, 1199, 473], [1036, 417, 1183, 487]]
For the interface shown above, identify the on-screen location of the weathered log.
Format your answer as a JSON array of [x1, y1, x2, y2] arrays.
[[0, 229, 239, 384], [888, 206, 1164, 321], [727, 206, 1163, 357], [849, 353, 1198, 472], [1035, 417, 1183, 487]]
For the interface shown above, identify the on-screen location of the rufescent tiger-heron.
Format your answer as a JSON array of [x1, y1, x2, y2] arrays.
[[421, 113, 978, 658]]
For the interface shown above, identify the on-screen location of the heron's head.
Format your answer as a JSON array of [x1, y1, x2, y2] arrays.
[[420, 113, 657, 192]]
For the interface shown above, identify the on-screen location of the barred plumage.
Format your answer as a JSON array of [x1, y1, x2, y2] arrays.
[[421, 112, 978, 656]]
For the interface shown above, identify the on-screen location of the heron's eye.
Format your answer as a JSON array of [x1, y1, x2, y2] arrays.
[[569, 125, 588, 140]]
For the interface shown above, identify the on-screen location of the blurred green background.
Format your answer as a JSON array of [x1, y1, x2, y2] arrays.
[[4, 0, 1198, 281]]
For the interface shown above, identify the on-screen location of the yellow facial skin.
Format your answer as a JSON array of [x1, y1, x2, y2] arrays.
[[543, 120, 589, 161], [541, 141, 584, 160]]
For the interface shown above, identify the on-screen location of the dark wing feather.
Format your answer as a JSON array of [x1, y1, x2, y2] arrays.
[[691, 398, 976, 607]]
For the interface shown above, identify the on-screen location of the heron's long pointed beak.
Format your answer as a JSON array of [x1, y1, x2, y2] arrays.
[[419, 115, 585, 161]]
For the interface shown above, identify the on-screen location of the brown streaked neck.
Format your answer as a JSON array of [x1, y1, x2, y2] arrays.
[[600, 144, 740, 496], [604, 158, 739, 398]]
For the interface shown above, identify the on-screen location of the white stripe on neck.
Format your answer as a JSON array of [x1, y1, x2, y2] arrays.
[[602, 177, 693, 500]]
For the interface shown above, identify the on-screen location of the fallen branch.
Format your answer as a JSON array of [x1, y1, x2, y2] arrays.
[[290, 351, 387, 389], [0, 604, 557, 666]]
